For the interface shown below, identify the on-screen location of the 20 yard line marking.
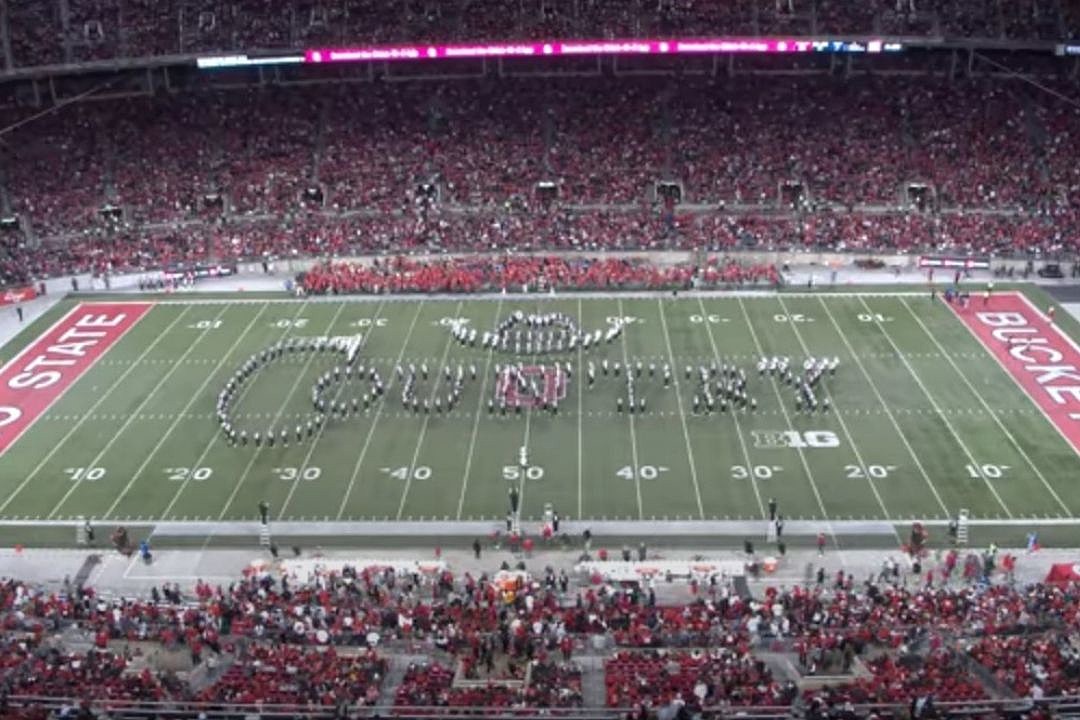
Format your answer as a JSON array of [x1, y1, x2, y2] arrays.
[[0, 305, 183, 514], [277, 299, 388, 520], [103, 303, 271, 519], [861, 297, 1013, 518], [336, 301, 425, 520], [818, 297, 950, 517], [656, 298, 704, 520], [616, 298, 644, 521], [217, 302, 343, 520], [46, 305, 227, 519], [456, 297, 504, 520], [776, 296, 894, 524], [697, 297, 765, 519], [395, 300, 465, 521], [902, 297, 1071, 515]]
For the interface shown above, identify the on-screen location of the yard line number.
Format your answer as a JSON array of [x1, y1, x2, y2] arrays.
[[966, 463, 1010, 480], [65, 467, 106, 482], [274, 466, 322, 481], [166, 467, 213, 481], [382, 466, 432, 481], [617, 465, 669, 480], [731, 465, 783, 480], [845, 464, 896, 479]]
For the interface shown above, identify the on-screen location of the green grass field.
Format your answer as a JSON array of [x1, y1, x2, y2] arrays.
[[1, 289, 1079, 545]]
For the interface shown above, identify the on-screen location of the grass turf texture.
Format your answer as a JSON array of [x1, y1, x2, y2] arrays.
[[1, 289, 1079, 546]]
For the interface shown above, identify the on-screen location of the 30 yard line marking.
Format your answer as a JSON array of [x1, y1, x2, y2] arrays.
[[103, 303, 271, 520], [218, 301, 343, 520], [902, 297, 1071, 516], [736, 297, 842, 555], [277, 299, 388, 520], [616, 298, 644, 520], [395, 300, 464, 521], [776, 295, 893, 524], [336, 301, 425, 520], [696, 297, 765, 519], [0, 305, 184, 514], [46, 305, 229, 519], [456, 297, 504, 520], [818, 297, 950, 517], [656, 298, 704, 520], [861, 297, 1013, 517]]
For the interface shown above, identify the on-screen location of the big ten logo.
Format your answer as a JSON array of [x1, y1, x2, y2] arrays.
[[751, 430, 840, 449]]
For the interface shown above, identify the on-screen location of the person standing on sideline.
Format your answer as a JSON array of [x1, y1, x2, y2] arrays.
[[258, 501, 269, 525], [15, 306, 22, 323], [473, 538, 482, 559], [768, 497, 777, 521], [817, 531, 826, 556]]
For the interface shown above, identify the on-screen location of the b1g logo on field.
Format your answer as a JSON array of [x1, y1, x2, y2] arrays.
[[752, 430, 840, 450]]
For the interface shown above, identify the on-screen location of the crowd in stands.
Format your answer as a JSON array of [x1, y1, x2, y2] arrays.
[[2, 0, 1074, 70]]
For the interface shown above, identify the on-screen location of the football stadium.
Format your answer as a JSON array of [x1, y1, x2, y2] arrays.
[[1, 2, 1080, 718]]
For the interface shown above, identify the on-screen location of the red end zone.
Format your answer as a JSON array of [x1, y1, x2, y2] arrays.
[[0, 302, 152, 455], [950, 292, 1080, 455]]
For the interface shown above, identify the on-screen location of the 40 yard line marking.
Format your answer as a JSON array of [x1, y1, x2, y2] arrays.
[[902, 297, 1071, 516], [277, 299, 388, 520], [656, 298, 704, 520], [217, 301, 343, 520], [616, 298, 644, 521], [336, 300, 425, 520], [818, 297, 950, 517], [776, 295, 894, 524], [456, 297, 504, 520], [861, 297, 1013, 518], [160, 301, 308, 520], [46, 305, 229, 519], [102, 303, 271, 519], [395, 300, 465, 521]]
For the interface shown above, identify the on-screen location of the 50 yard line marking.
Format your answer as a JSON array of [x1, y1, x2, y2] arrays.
[[576, 297, 584, 520], [336, 300, 425, 521], [102, 303, 271, 519], [456, 297, 504, 520], [395, 300, 464, 521], [818, 297, 950, 517], [0, 305, 185, 515], [218, 301, 344, 520], [656, 298, 704, 520], [46, 305, 229, 519], [616, 298, 644, 520], [860, 296, 1013, 517], [696, 297, 765, 519], [277, 299, 388, 520], [776, 295, 894, 525], [902, 297, 1071, 516], [160, 301, 308, 520]]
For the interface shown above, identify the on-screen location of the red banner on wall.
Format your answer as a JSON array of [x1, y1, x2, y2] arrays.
[[0, 286, 36, 305]]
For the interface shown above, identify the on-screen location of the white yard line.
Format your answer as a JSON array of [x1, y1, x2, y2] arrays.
[[160, 302, 309, 520], [456, 298, 505, 520], [276, 299, 388, 520], [818, 297, 950, 518], [395, 300, 465, 521], [46, 305, 228, 519], [217, 302, 345, 520], [695, 297, 765, 519], [616, 298, 644, 521], [775, 296, 894, 523], [336, 301, 425, 520], [102, 304, 271, 520], [901, 297, 1071, 516], [736, 297, 844, 559], [576, 297, 584, 520], [656, 298, 705, 520], [0, 305, 182, 515], [859, 296, 1014, 518]]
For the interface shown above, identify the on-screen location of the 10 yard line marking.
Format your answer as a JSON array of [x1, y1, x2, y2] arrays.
[[46, 305, 229, 519], [902, 298, 1071, 516], [861, 297, 1013, 518], [736, 297, 845, 559], [696, 297, 765, 520], [103, 303, 271, 519], [277, 299, 388, 520], [218, 301, 343, 520], [395, 300, 465, 521], [456, 297, 504, 520], [616, 298, 644, 521], [818, 297, 950, 518], [776, 295, 894, 525], [161, 301, 309, 521], [656, 298, 704, 520], [0, 306, 185, 515], [336, 301, 425, 521]]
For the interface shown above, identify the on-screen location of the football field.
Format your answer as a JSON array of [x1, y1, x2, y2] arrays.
[[1, 289, 1079, 546]]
